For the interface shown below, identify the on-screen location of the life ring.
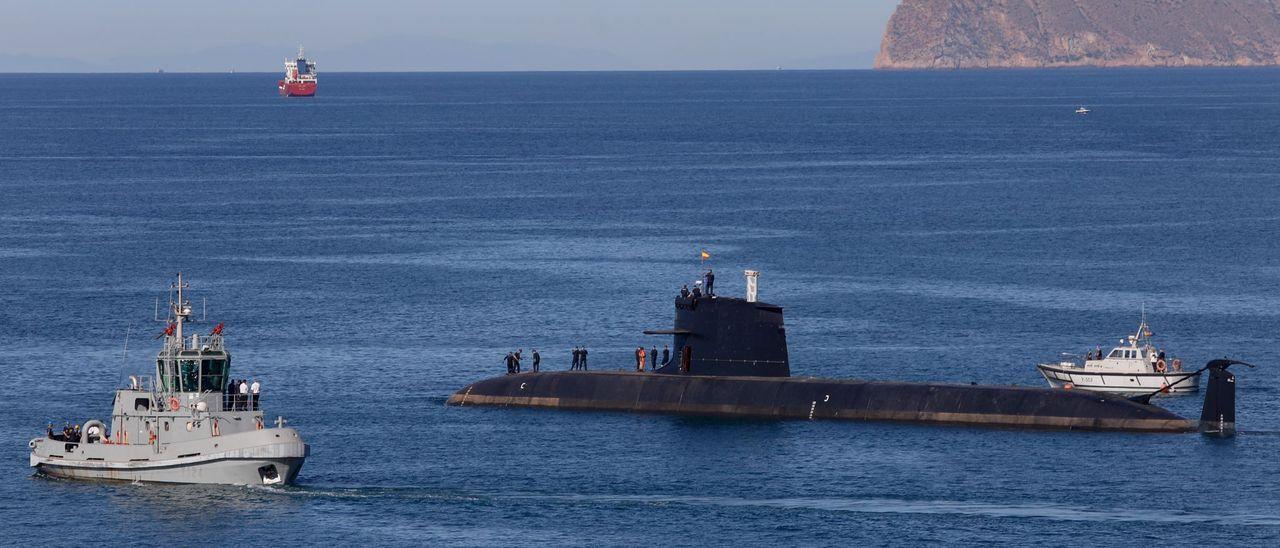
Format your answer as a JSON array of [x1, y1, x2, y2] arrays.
[[148, 430, 156, 444], [1063, 383, 1074, 390], [255, 418, 264, 431], [1155, 359, 1167, 373], [211, 421, 220, 437], [168, 397, 181, 411]]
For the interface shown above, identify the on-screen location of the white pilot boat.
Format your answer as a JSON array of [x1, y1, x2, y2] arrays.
[[1075, 106, 1090, 115], [1037, 318, 1199, 396]]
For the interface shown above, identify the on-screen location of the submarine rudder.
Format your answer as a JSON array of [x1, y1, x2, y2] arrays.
[[1199, 359, 1251, 437]]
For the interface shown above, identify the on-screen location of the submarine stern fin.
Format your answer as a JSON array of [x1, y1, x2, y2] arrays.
[[1199, 359, 1254, 437]]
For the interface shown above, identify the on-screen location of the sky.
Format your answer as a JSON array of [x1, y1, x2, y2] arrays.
[[0, 0, 899, 72]]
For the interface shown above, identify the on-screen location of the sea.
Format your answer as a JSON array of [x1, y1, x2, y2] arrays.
[[1, 69, 1279, 545]]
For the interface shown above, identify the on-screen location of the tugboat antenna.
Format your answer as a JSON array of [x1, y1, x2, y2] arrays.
[[119, 324, 132, 387]]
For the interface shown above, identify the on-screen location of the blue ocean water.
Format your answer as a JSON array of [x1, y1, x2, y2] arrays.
[[2, 69, 1280, 545]]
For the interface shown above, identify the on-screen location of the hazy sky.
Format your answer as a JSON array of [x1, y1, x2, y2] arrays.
[[0, 0, 899, 71]]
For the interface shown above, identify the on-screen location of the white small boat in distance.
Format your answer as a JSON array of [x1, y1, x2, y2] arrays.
[[1037, 317, 1199, 396], [1075, 106, 1090, 115]]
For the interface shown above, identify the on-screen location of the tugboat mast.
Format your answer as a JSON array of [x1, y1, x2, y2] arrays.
[[170, 272, 192, 349]]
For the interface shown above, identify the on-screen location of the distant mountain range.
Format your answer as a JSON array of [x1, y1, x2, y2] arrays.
[[876, 0, 1280, 69]]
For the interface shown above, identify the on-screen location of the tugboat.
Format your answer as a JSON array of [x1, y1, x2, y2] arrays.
[[278, 46, 317, 97], [29, 274, 309, 485], [1036, 316, 1200, 396]]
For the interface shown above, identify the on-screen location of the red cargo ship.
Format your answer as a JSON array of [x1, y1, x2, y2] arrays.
[[278, 46, 316, 97]]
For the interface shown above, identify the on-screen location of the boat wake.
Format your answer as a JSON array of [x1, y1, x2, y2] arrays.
[[257, 485, 1280, 526]]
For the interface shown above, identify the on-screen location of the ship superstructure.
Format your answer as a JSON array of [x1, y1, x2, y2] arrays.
[[29, 274, 308, 485], [278, 46, 317, 97]]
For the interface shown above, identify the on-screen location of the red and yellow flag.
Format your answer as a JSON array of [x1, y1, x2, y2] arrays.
[[700, 250, 710, 260]]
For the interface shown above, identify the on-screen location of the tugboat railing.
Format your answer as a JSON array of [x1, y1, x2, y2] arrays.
[[159, 334, 225, 354]]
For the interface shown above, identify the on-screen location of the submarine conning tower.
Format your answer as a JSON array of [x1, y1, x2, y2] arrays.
[[646, 270, 790, 377]]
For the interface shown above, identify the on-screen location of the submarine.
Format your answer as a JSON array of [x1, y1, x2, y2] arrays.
[[449, 271, 1247, 435]]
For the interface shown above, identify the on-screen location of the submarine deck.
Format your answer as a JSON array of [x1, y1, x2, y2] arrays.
[[448, 370, 1196, 433]]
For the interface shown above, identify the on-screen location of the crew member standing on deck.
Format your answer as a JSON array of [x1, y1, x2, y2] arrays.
[[505, 352, 515, 375], [650, 346, 658, 371], [532, 349, 540, 373], [581, 346, 588, 370], [251, 379, 261, 411], [514, 349, 523, 373], [692, 281, 702, 299], [239, 379, 249, 411], [637, 347, 647, 372], [680, 285, 690, 299], [662, 345, 670, 367], [571, 346, 580, 370], [705, 268, 715, 297]]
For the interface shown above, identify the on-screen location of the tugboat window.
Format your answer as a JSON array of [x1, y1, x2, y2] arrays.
[[158, 359, 172, 392], [200, 359, 228, 392], [179, 359, 200, 392]]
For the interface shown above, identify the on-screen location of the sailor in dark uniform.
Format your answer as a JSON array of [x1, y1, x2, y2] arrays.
[[532, 349, 540, 373], [514, 349, 522, 373], [691, 283, 702, 299], [570, 347, 579, 370], [705, 269, 714, 297], [581, 347, 588, 370], [662, 345, 670, 366], [650, 346, 658, 371], [680, 285, 690, 299], [505, 352, 515, 375]]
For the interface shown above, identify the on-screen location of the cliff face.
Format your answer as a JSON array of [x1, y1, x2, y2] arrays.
[[875, 0, 1280, 69]]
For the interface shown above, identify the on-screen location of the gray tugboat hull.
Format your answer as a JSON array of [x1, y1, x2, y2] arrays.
[[32, 455, 306, 485], [30, 428, 308, 485], [449, 371, 1196, 432]]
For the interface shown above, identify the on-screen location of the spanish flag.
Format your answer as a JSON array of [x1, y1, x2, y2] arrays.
[[700, 250, 710, 260]]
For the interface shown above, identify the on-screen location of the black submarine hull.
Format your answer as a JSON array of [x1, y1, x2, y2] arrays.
[[448, 371, 1196, 432]]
